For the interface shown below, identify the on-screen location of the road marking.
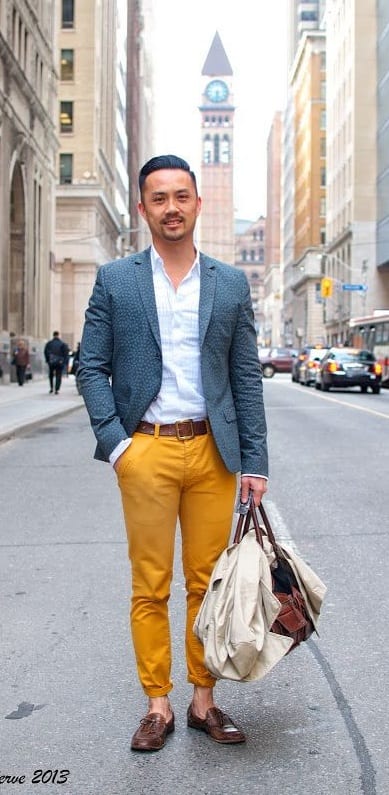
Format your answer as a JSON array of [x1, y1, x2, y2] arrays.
[[265, 499, 299, 552], [272, 379, 389, 420], [303, 390, 389, 419]]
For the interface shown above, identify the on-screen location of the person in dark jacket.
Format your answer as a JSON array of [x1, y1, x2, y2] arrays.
[[44, 331, 68, 394], [12, 339, 30, 386]]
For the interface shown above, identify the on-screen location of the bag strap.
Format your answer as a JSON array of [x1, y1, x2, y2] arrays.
[[233, 507, 262, 546], [257, 502, 279, 550], [233, 496, 280, 553]]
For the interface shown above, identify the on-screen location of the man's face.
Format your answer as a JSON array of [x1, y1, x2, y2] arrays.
[[138, 169, 201, 244]]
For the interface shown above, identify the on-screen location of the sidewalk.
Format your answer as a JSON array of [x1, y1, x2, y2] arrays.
[[0, 374, 83, 443]]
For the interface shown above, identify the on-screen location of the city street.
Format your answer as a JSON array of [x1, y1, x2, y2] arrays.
[[1, 376, 389, 795]]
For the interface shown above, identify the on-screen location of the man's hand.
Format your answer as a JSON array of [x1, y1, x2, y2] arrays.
[[240, 476, 267, 507]]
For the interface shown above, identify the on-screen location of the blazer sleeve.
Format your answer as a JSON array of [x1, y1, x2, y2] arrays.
[[229, 272, 268, 477], [77, 266, 129, 460]]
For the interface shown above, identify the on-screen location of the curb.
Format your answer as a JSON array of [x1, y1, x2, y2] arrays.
[[0, 403, 83, 445]]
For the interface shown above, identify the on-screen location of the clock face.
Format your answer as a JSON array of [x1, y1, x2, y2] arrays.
[[205, 79, 228, 103]]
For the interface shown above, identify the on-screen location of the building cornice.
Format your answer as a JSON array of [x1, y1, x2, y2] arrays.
[[56, 186, 122, 231], [199, 103, 235, 112], [289, 29, 326, 84]]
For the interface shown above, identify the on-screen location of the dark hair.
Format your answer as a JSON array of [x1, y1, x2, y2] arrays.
[[53, 331, 59, 337], [138, 154, 197, 195]]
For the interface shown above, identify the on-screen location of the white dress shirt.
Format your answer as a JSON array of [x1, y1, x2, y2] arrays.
[[142, 247, 206, 423]]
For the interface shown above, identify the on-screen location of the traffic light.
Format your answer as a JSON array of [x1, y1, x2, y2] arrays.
[[321, 277, 333, 298]]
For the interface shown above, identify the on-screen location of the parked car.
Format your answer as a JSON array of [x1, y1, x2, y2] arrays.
[[258, 347, 298, 378], [257, 346, 270, 359], [315, 347, 382, 393], [299, 348, 328, 386], [292, 344, 328, 382]]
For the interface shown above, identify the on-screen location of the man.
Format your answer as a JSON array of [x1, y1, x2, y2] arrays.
[[78, 155, 268, 752], [44, 331, 68, 394]]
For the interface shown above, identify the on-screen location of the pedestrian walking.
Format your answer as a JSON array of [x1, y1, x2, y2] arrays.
[[44, 331, 68, 394], [12, 339, 30, 386], [78, 154, 268, 752]]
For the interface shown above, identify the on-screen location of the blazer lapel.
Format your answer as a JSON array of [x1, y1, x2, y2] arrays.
[[199, 254, 216, 348], [134, 249, 162, 350]]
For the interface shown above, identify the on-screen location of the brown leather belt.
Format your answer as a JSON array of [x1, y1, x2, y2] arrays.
[[136, 419, 210, 440]]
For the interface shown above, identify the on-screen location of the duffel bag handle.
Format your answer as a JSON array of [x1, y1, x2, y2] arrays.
[[233, 494, 279, 552]]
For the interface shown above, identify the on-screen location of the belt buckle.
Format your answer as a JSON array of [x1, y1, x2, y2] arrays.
[[175, 419, 194, 440]]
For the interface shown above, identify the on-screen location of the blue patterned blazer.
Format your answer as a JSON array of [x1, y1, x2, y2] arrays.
[[78, 248, 268, 476]]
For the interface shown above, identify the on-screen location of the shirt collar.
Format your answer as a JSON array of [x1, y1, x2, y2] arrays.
[[151, 244, 200, 276]]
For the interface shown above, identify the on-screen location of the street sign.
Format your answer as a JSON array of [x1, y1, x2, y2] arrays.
[[341, 283, 368, 291]]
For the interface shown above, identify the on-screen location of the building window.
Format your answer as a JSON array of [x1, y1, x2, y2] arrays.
[[203, 135, 212, 163], [320, 137, 326, 157], [320, 167, 326, 187], [320, 110, 326, 129], [214, 134, 220, 163], [320, 197, 326, 216], [300, 11, 317, 21], [221, 135, 230, 163], [62, 0, 75, 28], [60, 49, 74, 80], [60, 101, 73, 133], [60, 154, 73, 184]]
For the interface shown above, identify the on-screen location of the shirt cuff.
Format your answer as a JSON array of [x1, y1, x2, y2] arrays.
[[241, 474, 268, 480], [109, 438, 132, 466]]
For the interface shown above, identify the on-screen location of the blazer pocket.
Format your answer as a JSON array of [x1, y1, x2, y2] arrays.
[[223, 405, 237, 423]]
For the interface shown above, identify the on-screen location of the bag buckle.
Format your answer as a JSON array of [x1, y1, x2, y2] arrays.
[[175, 419, 194, 440]]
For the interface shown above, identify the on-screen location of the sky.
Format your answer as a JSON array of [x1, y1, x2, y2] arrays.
[[151, 0, 288, 221]]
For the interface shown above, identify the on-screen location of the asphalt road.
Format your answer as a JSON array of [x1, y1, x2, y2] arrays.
[[1, 377, 388, 795]]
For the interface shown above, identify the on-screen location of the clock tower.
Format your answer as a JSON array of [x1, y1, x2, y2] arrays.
[[199, 32, 235, 262]]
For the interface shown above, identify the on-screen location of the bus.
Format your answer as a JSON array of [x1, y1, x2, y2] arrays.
[[349, 312, 389, 387]]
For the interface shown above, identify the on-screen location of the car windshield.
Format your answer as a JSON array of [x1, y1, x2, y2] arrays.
[[335, 351, 374, 363], [308, 350, 327, 361], [270, 348, 291, 357]]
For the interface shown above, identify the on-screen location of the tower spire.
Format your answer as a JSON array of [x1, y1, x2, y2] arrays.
[[201, 31, 233, 77], [199, 33, 235, 262]]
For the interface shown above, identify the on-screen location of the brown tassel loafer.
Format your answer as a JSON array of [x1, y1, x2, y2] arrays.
[[187, 705, 246, 744], [131, 712, 175, 752]]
